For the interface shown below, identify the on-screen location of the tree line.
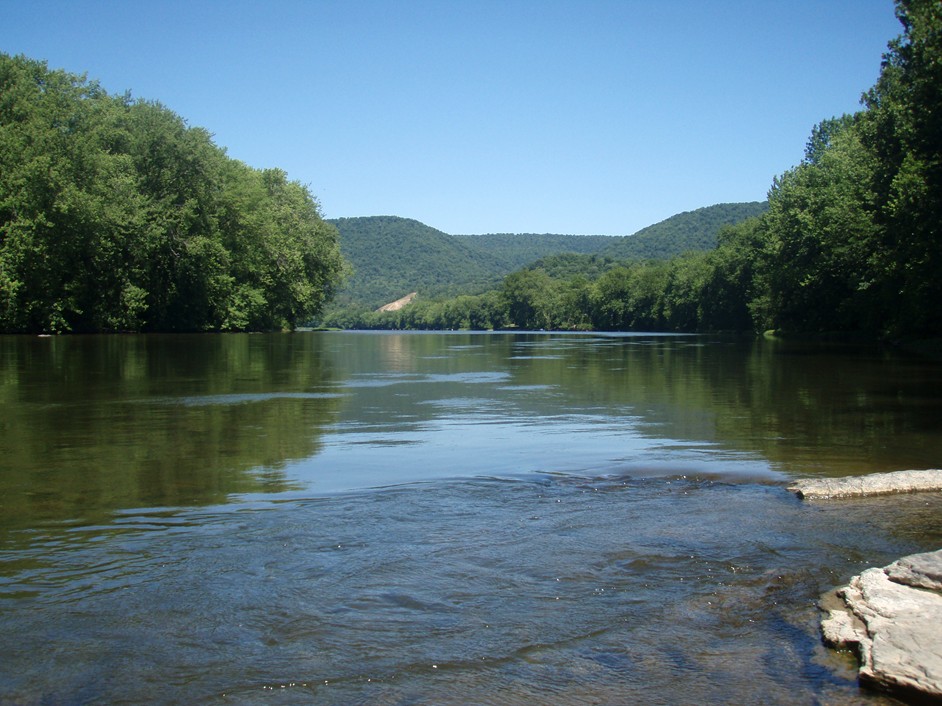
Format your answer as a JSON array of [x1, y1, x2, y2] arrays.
[[324, 0, 941, 340], [0, 53, 344, 333], [319, 240, 757, 332]]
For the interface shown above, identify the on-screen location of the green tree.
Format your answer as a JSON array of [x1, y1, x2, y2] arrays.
[[699, 218, 765, 332], [858, 0, 942, 335], [502, 269, 556, 329], [0, 56, 144, 331], [0, 53, 344, 333], [755, 0, 942, 338], [661, 252, 711, 331], [761, 118, 881, 333], [589, 263, 669, 331]]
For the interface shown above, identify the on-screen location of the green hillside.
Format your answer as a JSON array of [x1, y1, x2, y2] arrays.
[[328, 217, 614, 307], [328, 202, 767, 309], [455, 232, 614, 270], [329, 217, 508, 307], [601, 202, 769, 260]]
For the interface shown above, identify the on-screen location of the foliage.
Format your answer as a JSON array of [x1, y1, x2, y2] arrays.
[[524, 253, 620, 280], [600, 202, 769, 261], [0, 53, 343, 333], [327, 216, 507, 308], [700, 218, 768, 332], [456, 231, 615, 269], [859, 0, 942, 336], [754, 0, 942, 337], [760, 120, 882, 333]]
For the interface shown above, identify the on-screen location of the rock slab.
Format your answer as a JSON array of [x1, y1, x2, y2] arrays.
[[821, 549, 942, 699], [789, 469, 942, 499]]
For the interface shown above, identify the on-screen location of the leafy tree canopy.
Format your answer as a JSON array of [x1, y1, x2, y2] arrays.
[[0, 53, 344, 333]]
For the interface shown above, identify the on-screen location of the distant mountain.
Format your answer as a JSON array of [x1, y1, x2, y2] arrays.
[[327, 202, 767, 308], [328, 216, 613, 307], [328, 216, 509, 307], [601, 202, 769, 260]]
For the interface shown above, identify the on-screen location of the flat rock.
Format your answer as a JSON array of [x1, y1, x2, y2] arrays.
[[789, 469, 942, 499], [821, 549, 942, 699], [886, 550, 942, 592]]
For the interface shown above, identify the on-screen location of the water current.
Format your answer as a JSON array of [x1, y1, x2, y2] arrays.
[[1, 332, 941, 704]]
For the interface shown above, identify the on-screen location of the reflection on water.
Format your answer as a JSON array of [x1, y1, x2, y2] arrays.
[[1, 332, 941, 704], [0, 334, 340, 532], [290, 332, 942, 493]]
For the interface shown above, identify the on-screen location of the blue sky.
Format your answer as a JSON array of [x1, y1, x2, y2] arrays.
[[1, 0, 901, 235]]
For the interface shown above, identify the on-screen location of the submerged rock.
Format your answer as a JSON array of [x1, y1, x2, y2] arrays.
[[821, 549, 942, 700], [789, 469, 942, 499]]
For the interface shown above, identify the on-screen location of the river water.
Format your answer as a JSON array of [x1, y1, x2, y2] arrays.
[[1, 332, 941, 704]]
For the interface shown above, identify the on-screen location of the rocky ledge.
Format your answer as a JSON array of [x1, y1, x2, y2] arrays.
[[789, 470, 942, 700], [788, 468, 942, 499], [820, 549, 942, 700]]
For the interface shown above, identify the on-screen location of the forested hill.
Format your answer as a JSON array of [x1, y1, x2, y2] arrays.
[[600, 202, 768, 260], [453, 232, 614, 268], [329, 202, 766, 308], [328, 217, 508, 307]]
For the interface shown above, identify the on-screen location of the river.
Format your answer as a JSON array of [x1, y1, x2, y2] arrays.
[[1, 331, 941, 704]]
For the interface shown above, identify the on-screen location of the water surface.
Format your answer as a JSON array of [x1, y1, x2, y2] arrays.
[[1, 332, 941, 704]]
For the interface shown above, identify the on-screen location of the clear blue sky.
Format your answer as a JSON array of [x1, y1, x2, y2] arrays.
[[1, 0, 902, 235]]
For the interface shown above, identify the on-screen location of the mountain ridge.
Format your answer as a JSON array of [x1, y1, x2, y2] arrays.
[[328, 202, 767, 308]]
